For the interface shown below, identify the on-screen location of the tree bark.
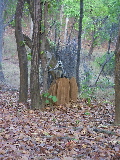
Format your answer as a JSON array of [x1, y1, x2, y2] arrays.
[[15, 0, 28, 103], [40, 2, 49, 93], [0, 0, 5, 84], [76, 0, 83, 92], [114, 28, 120, 125], [30, 0, 41, 109], [25, 1, 49, 94], [64, 17, 69, 44], [88, 30, 97, 57]]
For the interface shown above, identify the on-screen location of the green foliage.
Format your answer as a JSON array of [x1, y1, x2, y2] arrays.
[[5, 0, 119, 49], [27, 53, 32, 61], [96, 53, 115, 75], [62, 0, 119, 47], [84, 111, 90, 115], [83, 0, 119, 44], [40, 51, 44, 55], [3, 0, 17, 22], [9, 20, 15, 27], [75, 120, 80, 124], [80, 85, 96, 102], [63, 0, 80, 17], [80, 69, 95, 103], [80, 72, 98, 105], [103, 0, 120, 22], [52, 118, 56, 122], [42, 92, 58, 105], [19, 41, 26, 46], [96, 77, 114, 88]]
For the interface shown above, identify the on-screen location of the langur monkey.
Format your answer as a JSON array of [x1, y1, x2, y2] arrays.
[[53, 61, 64, 79], [49, 60, 66, 80], [45, 51, 66, 81]]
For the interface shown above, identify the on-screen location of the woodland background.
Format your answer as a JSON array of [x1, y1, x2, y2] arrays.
[[0, 0, 120, 159], [1, 0, 119, 101]]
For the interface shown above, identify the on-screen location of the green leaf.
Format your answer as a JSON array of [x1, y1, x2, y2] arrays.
[[48, 95, 53, 99], [43, 92, 49, 97], [76, 120, 80, 124], [27, 54, 31, 61], [87, 97, 91, 105], [45, 100, 50, 104], [40, 51, 44, 54], [84, 112, 90, 116], [52, 96, 58, 102], [52, 118, 56, 122], [20, 41, 26, 46]]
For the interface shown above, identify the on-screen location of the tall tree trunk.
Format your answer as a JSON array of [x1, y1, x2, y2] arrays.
[[15, 0, 28, 103], [0, 0, 5, 84], [60, 5, 64, 31], [30, 18, 33, 38], [64, 17, 69, 43], [40, 2, 49, 93], [114, 28, 120, 125], [30, 0, 41, 109], [76, 0, 83, 92], [88, 29, 97, 57]]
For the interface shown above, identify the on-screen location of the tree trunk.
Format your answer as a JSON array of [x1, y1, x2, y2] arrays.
[[30, 0, 41, 109], [30, 18, 33, 38], [40, 2, 48, 93], [76, 0, 83, 92], [0, 0, 5, 84], [64, 17, 69, 44], [114, 28, 120, 125], [88, 30, 97, 57], [15, 0, 28, 103]]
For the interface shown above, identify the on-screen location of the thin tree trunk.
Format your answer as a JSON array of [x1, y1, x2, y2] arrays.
[[59, 5, 64, 46], [30, 18, 33, 38], [88, 30, 97, 57], [0, 0, 5, 84], [76, 0, 83, 92], [64, 17, 69, 44], [30, 0, 41, 109], [114, 28, 120, 125], [40, 2, 49, 93], [15, 0, 28, 103]]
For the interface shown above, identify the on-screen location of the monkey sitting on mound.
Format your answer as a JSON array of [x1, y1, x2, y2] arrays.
[[48, 60, 66, 81]]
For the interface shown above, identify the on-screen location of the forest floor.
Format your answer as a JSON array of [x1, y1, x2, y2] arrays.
[[0, 89, 120, 160]]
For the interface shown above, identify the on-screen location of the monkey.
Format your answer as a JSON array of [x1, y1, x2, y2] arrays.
[[54, 61, 64, 79], [45, 52, 67, 86], [48, 60, 66, 80]]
